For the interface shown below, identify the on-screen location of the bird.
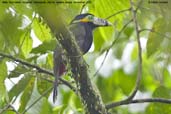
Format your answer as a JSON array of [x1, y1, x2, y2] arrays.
[[53, 13, 112, 102]]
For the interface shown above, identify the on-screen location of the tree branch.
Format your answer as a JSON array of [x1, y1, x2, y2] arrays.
[[105, 0, 143, 109], [125, 0, 142, 101], [139, 28, 171, 39], [106, 98, 171, 108], [0, 52, 76, 92]]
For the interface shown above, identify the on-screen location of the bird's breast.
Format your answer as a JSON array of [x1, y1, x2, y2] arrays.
[[69, 23, 93, 54]]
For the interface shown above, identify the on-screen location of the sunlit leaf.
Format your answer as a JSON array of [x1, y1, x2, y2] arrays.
[[20, 33, 33, 58], [46, 52, 53, 69], [147, 18, 167, 57], [0, 60, 8, 107], [37, 75, 52, 97], [8, 65, 28, 78], [0, 60, 7, 82], [18, 77, 34, 112], [32, 18, 52, 42], [31, 39, 57, 54], [0, 8, 23, 52], [39, 98, 52, 114], [146, 86, 171, 114], [152, 86, 171, 98], [89, 0, 129, 52], [9, 75, 32, 100]]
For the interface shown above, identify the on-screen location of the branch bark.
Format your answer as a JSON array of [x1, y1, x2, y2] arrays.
[[0, 52, 75, 92], [106, 98, 171, 108], [126, 0, 142, 101]]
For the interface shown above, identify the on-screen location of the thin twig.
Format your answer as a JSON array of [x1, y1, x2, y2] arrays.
[[0, 104, 20, 114], [139, 28, 171, 39], [106, 98, 171, 109], [93, 49, 109, 77], [101, 19, 133, 55], [93, 19, 133, 76], [9, 104, 20, 114], [0, 104, 11, 114], [79, 0, 90, 14], [125, 0, 142, 101], [105, 8, 131, 19], [105, 0, 143, 110], [0, 52, 76, 92]]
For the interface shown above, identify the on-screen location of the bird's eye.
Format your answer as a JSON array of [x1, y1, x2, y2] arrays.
[[87, 15, 94, 20]]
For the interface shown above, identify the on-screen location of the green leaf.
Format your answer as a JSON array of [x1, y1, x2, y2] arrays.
[[13, 5, 33, 18], [20, 33, 33, 58], [124, 26, 134, 38], [2, 111, 16, 114], [152, 86, 171, 98], [9, 75, 32, 100], [147, 18, 167, 57], [89, 0, 130, 52], [0, 60, 7, 82], [146, 86, 171, 114], [46, 52, 53, 69], [32, 18, 52, 42], [53, 105, 67, 114], [146, 103, 171, 114], [0, 32, 5, 51], [93, 29, 106, 51], [37, 76, 52, 97], [0, 60, 8, 106], [0, 9, 23, 51], [18, 77, 34, 112], [163, 69, 171, 88], [96, 70, 136, 102], [8, 65, 28, 78], [116, 70, 136, 95], [0, 5, 9, 22], [39, 98, 52, 114], [31, 39, 57, 54]]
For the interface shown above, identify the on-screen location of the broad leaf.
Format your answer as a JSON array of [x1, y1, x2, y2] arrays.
[[0, 60, 7, 107], [147, 18, 167, 57], [31, 39, 57, 54], [32, 18, 52, 42], [9, 75, 32, 100], [37, 75, 52, 97], [20, 32, 33, 58], [146, 86, 171, 114], [8, 65, 28, 78], [18, 77, 35, 112]]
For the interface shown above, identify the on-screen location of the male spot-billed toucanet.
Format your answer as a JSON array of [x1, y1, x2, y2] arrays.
[[53, 13, 112, 102]]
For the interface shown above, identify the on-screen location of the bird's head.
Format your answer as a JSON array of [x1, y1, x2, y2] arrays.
[[70, 13, 112, 28]]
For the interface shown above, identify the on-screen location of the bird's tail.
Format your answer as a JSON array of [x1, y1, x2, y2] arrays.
[[53, 46, 65, 103]]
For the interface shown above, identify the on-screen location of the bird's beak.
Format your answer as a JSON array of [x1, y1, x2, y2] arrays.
[[79, 16, 112, 26], [93, 17, 112, 26]]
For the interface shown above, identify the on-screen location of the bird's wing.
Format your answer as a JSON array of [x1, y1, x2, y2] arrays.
[[69, 24, 86, 52]]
